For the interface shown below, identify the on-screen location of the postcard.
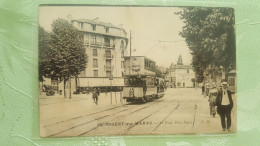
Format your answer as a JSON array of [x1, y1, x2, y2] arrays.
[[39, 6, 236, 137]]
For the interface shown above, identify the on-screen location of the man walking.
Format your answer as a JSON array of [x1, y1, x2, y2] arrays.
[[216, 80, 233, 131], [92, 88, 99, 104], [202, 84, 205, 95]]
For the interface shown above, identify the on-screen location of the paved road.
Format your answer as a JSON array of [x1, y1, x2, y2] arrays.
[[40, 88, 236, 137]]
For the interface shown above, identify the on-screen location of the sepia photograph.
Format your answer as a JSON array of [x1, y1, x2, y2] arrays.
[[38, 6, 236, 137]]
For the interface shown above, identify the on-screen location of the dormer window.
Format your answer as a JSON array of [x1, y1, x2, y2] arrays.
[[106, 27, 109, 33], [92, 25, 96, 31], [79, 22, 83, 29]]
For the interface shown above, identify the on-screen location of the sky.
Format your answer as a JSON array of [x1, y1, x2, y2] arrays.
[[39, 6, 192, 68]]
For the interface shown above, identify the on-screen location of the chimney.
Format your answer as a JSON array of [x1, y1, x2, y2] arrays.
[[118, 24, 123, 28], [92, 17, 99, 24], [67, 15, 72, 22]]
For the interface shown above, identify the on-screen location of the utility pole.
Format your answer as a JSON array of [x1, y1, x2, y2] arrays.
[[130, 30, 132, 75], [130, 30, 132, 57]]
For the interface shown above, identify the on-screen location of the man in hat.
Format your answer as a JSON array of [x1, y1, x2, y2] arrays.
[[216, 80, 233, 131]]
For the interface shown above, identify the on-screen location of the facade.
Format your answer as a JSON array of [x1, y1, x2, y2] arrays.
[[71, 17, 128, 88], [166, 65, 195, 88]]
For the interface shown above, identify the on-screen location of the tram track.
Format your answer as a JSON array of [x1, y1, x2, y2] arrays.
[[77, 100, 166, 136], [123, 100, 180, 134], [48, 99, 164, 137], [44, 105, 124, 128], [151, 101, 180, 133]]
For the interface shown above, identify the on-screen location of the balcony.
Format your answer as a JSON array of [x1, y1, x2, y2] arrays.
[[120, 45, 125, 50], [104, 65, 112, 71], [84, 41, 115, 49], [104, 54, 114, 59], [103, 42, 115, 48], [90, 41, 102, 46]]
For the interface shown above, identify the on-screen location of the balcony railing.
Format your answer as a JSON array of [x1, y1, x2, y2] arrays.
[[103, 42, 115, 48], [120, 45, 125, 49], [90, 41, 102, 46], [84, 41, 115, 48], [104, 65, 112, 70], [104, 54, 114, 59]]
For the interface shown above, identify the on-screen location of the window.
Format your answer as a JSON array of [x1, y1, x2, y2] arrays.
[[121, 61, 124, 68], [93, 70, 98, 77], [229, 77, 235, 86], [92, 36, 96, 44], [106, 27, 109, 33], [121, 51, 124, 58], [104, 37, 110, 46], [120, 40, 125, 49], [79, 22, 83, 29], [106, 71, 111, 77], [187, 69, 189, 73], [80, 70, 85, 77], [92, 25, 96, 31], [93, 48, 97, 56], [105, 50, 111, 58], [93, 59, 98, 67], [145, 59, 148, 67], [106, 60, 111, 68]]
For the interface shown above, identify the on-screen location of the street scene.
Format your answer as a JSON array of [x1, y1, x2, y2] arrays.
[[40, 88, 236, 137], [39, 6, 236, 136]]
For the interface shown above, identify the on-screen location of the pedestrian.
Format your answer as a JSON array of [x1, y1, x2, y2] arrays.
[[202, 85, 205, 95], [216, 80, 233, 131], [92, 88, 99, 104], [209, 87, 217, 117], [205, 82, 210, 97]]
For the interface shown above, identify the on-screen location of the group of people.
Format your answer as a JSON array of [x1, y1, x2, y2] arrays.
[[202, 80, 234, 132]]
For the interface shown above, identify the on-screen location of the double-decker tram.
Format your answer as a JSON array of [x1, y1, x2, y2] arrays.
[[123, 56, 165, 103]]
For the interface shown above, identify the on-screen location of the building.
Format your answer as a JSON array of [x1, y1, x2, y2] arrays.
[[166, 65, 195, 88], [71, 17, 128, 90]]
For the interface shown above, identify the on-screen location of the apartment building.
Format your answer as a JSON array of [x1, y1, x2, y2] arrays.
[[71, 17, 128, 88]]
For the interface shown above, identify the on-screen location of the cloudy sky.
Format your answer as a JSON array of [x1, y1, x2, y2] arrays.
[[39, 6, 192, 67]]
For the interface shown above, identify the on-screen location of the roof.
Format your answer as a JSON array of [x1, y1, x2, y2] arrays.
[[124, 56, 156, 63], [72, 18, 124, 30], [171, 65, 193, 69]]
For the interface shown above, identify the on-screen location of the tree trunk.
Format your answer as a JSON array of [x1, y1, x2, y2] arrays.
[[69, 78, 72, 99], [57, 80, 59, 93], [75, 77, 78, 90], [64, 79, 66, 98]]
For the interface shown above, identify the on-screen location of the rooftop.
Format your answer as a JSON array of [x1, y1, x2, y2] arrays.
[[171, 65, 193, 69], [124, 56, 156, 63], [71, 17, 124, 30]]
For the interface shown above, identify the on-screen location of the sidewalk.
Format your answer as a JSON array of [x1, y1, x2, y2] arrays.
[[39, 91, 127, 127], [193, 91, 237, 133]]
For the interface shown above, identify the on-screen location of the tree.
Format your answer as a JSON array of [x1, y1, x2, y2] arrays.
[[155, 65, 164, 78], [49, 18, 87, 98], [177, 55, 183, 65], [176, 7, 236, 82], [39, 26, 51, 82]]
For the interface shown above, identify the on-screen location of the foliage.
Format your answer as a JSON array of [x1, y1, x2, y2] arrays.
[[176, 7, 236, 82], [177, 54, 183, 65], [49, 18, 87, 82], [39, 19, 87, 98], [39, 26, 51, 82], [155, 65, 164, 78]]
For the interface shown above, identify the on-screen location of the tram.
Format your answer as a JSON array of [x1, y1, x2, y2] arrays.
[[122, 56, 165, 103], [123, 75, 165, 103]]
